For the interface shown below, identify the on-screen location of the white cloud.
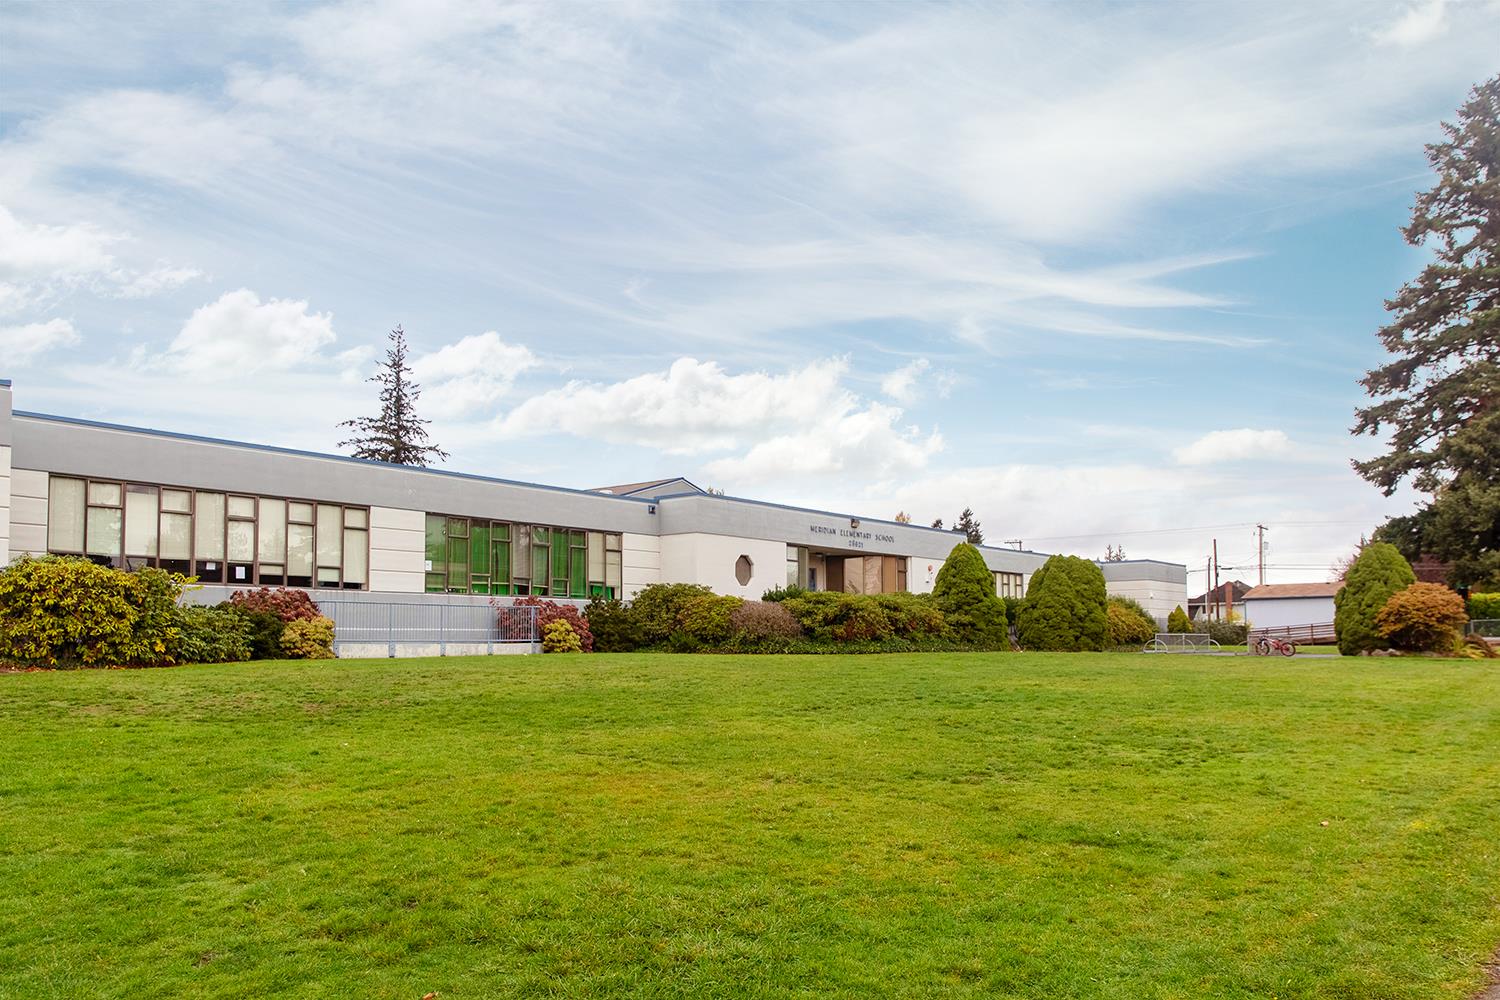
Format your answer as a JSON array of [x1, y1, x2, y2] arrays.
[[498, 357, 852, 453], [165, 289, 336, 377], [1372, 0, 1449, 46], [880, 358, 930, 403], [0, 318, 81, 364], [1173, 428, 1292, 465], [495, 355, 942, 482], [411, 331, 539, 418], [0, 205, 199, 313]]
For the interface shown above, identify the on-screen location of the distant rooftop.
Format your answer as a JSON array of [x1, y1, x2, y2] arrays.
[[1244, 582, 1342, 600]]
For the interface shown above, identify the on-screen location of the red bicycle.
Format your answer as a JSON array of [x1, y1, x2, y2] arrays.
[[1255, 636, 1298, 657]]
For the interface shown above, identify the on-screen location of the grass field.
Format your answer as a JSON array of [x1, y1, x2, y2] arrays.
[[2, 652, 1498, 999]]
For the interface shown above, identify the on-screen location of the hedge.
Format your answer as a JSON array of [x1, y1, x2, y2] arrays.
[[1468, 592, 1500, 621]]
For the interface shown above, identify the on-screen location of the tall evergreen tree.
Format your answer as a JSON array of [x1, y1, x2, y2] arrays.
[[338, 326, 449, 466], [953, 508, 984, 545], [1354, 77, 1500, 587]]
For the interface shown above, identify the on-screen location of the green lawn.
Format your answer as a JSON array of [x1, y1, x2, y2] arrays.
[[2, 653, 1498, 999]]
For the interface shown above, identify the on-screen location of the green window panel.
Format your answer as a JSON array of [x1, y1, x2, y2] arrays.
[[570, 545, 587, 598], [471, 522, 491, 578]]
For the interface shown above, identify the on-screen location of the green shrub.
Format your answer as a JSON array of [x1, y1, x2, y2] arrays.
[[1335, 542, 1416, 656], [226, 605, 286, 660], [676, 594, 744, 645], [1016, 555, 1108, 651], [1468, 592, 1500, 621], [728, 600, 803, 641], [0, 556, 187, 667], [1167, 605, 1192, 633], [1193, 618, 1248, 645], [229, 586, 322, 623], [1375, 582, 1468, 652], [542, 619, 583, 653], [1106, 597, 1156, 646], [1002, 596, 1024, 626], [585, 596, 644, 652], [870, 592, 947, 639], [631, 583, 714, 644], [760, 584, 807, 603], [281, 615, 336, 659], [174, 606, 252, 663], [931, 543, 1009, 647], [780, 592, 883, 642]]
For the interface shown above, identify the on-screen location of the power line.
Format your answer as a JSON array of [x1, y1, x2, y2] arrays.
[[1017, 519, 1369, 543]]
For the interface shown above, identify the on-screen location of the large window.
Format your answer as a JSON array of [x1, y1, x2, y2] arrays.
[[425, 514, 622, 598], [995, 571, 1024, 598], [47, 475, 369, 589], [786, 545, 810, 589]]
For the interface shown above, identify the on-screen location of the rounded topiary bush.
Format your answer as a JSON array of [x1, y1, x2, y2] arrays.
[[1016, 555, 1108, 651], [1335, 542, 1416, 656], [542, 619, 582, 653], [281, 615, 336, 659], [1167, 605, 1192, 634], [1375, 582, 1468, 653], [931, 543, 1009, 647]]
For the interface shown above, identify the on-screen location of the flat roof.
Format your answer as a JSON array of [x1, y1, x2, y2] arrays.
[[11, 408, 1186, 571]]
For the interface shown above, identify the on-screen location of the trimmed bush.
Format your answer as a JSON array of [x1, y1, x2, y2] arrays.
[[1193, 618, 1248, 646], [676, 594, 744, 645], [1375, 583, 1468, 653], [871, 592, 947, 639], [174, 606, 252, 663], [585, 596, 643, 652], [760, 584, 807, 603], [1167, 605, 1192, 633], [631, 583, 714, 644], [281, 616, 336, 659], [229, 586, 322, 623], [781, 592, 892, 642], [510, 597, 594, 652], [931, 543, 1009, 647], [542, 619, 582, 653], [1335, 542, 1416, 656], [1468, 592, 1500, 621], [224, 605, 286, 659], [728, 600, 804, 641], [1016, 555, 1108, 652], [0, 556, 187, 667], [1106, 597, 1156, 646]]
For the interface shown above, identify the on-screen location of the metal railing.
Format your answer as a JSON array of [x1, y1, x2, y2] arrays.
[[1144, 633, 1221, 653], [313, 598, 539, 656], [1467, 619, 1500, 638]]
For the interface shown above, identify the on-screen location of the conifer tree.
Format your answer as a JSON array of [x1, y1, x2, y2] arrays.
[[1334, 542, 1416, 656], [1356, 77, 1500, 587], [338, 326, 449, 466], [953, 508, 984, 545], [932, 543, 1009, 647]]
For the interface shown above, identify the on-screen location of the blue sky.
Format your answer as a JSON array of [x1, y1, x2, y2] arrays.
[[2, 0, 1496, 584]]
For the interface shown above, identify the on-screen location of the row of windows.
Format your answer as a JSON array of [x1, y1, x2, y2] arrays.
[[46, 476, 370, 588], [995, 572, 1024, 598], [425, 514, 623, 597]]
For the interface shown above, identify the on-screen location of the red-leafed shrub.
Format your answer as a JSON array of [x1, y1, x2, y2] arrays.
[[229, 586, 322, 623], [728, 600, 804, 641], [1375, 582, 1468, 652], [508, 597, 594, 652]]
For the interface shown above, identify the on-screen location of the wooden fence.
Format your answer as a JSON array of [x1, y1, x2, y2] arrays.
[[1247, 621, 1338, 645]]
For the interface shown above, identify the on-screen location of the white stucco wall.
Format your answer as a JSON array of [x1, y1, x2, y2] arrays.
[[0, 444, 10, 567], [1243, 596, 1335, 630], [622, 532, 660, 599], [659, 532, 790, 599], [1106, 578, 1189, 619], [368, 505, 424, 593], [9, 468, 46, 559]]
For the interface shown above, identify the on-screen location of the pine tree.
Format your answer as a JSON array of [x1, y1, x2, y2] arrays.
[[953, 508, 983, 545], [930, 518, 944, 530], [1103, 544, 1127, 562], [1167, 605, 1192, 634], [338, 326, 449, 467], [1354, 77, 1500, 587], [1334, 542, 1416, 656], [931, 543, 1009, 647]]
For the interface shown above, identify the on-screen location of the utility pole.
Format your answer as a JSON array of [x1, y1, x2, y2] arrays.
[[1204, 556, 1212, 621], [1212, 538, 1220, 621], [1256, 524, 1266, 587]]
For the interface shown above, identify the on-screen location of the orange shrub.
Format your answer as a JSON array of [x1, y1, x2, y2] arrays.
[[1374, 583, 1468, 652]]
